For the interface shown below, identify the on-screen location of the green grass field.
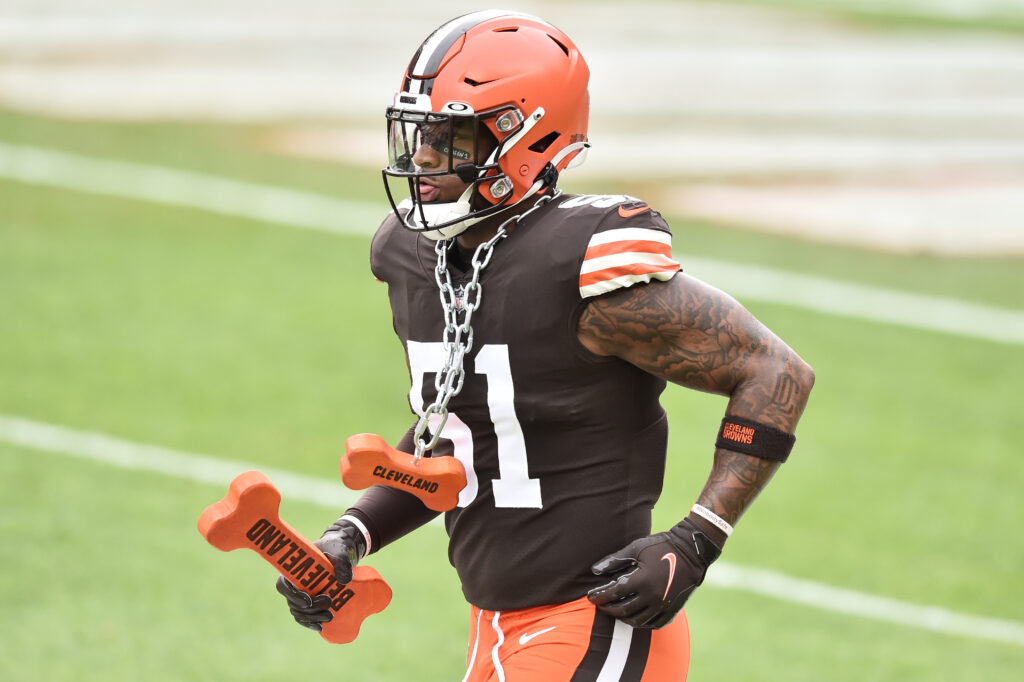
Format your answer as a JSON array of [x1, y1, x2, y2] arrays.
[[2, 109, 1023, 681]]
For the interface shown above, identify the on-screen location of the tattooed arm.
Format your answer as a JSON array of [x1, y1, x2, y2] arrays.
[[577, 272, 814, 527], [582, 272, 813, 626]]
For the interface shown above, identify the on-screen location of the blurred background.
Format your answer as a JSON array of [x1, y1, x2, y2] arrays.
[[2, 1, 1023, 680], [5, 0, 1024, 253]]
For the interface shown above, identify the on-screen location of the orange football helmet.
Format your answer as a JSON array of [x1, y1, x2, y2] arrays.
[[383, 11, 590, 239]]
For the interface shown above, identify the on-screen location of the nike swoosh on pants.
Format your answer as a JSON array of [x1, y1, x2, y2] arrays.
[[518, 626, 557, 645]]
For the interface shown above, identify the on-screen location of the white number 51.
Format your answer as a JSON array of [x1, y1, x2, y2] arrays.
[[407, 341, 542, 509]]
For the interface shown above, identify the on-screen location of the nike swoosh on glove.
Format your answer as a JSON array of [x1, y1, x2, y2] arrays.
[[587, 518, 722, 629]]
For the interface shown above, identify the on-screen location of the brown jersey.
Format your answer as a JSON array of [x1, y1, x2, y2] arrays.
[[370, 193, 682, 611]]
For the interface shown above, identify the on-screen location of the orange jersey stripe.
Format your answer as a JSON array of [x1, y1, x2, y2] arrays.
[[584, 239, 673, 261], [578, 260, 680, 289]]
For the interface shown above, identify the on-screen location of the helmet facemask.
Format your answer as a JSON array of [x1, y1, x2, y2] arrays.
[[383, 103, 520, 240]]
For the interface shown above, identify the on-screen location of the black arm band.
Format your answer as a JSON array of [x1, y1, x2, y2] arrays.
[[344, 425, 442, 554], [715, 416, 796, 462]]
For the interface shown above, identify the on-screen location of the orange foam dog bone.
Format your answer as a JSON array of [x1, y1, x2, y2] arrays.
[[197, 470, 392, 644], [341, 433, 467, 512]]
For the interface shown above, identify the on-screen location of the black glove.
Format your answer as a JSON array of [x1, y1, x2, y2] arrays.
[[587, 517, 722, 629], [275, 517, 367, 632]]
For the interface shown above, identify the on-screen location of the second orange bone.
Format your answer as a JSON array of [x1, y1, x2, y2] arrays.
[[340, 433, 467, 512]]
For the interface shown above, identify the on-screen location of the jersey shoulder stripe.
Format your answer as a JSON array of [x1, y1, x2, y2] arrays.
[[578, 227, 680, 299], [586, 227, 671, 248]]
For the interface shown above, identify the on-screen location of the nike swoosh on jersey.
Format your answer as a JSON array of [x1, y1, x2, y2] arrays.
[[618, 204, 652, 218], [661, 552, 677, 600], [518, 626, 557, 645]]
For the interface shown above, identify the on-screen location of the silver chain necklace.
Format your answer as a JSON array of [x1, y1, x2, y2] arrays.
[[412, 190, 561, 460]]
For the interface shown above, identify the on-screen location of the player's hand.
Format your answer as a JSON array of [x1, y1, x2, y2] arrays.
[[587, 518, 722, 628], [275, 517, 367, 631], [315, 517, 368, 585], [275, 577, 335, 631]]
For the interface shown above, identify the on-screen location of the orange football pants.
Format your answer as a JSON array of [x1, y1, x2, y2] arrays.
[[461, 596, 690, 681]]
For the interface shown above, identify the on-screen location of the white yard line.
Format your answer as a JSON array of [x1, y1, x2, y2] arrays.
[[709, 563, 1024, 648], [0, 414, 358, 510], [0, 141, 383, 234], [2, 141, 1022, 345], [684, 256, 1024, 346], [2, 413, 1023, 648]]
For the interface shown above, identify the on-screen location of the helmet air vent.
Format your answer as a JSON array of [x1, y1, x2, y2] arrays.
[[528, 131, 560, 154], [547, 35, 570, 56]]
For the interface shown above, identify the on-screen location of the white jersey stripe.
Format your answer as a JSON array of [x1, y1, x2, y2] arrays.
[[586, 227, 672, 248], [595, 620, 634, 682], [580, 270, 678, 299], [580, 251, 680, 275]]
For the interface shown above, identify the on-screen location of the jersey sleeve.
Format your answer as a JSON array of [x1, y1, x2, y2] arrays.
[[576, 200, 680, 299], [369, 214, 402, 283]]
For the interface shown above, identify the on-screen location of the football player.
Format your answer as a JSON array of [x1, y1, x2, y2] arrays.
[[277, 10, 814, 680]]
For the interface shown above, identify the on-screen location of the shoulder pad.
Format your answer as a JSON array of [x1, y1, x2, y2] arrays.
[[565, 196, 679, 299]]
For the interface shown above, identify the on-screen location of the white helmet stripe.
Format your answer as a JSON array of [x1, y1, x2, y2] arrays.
[[405, 10, 540, 94]]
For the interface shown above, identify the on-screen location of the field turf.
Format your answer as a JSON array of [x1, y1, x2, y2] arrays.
[[1, 110, 1022, 680]]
